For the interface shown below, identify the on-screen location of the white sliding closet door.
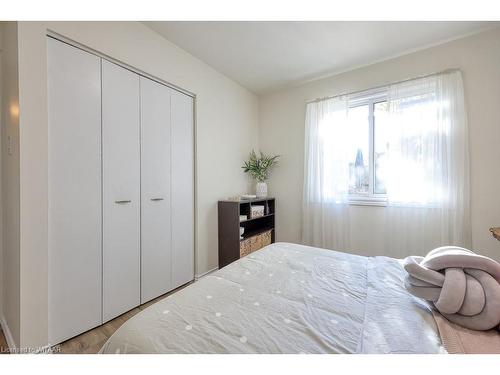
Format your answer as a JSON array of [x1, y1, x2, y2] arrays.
[[171, 90, 195, 289], [102, 60, 141, 322], [48, 38, 102, 344], [140, 77, 172, 303]]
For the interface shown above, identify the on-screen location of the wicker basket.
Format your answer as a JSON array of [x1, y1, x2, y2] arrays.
[[261, 230, 272, 247], [240, 229, 273, 258], [240, 238, 252, 257]]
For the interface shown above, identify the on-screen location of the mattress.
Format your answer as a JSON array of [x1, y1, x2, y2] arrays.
[[100, 242, 445, 354]]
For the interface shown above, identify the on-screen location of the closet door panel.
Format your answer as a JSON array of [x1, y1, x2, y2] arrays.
[[48, 38, 102, 344], [171, 91, 195, 288], [140, 77, 172, 303], [102, 60, 141, 322]]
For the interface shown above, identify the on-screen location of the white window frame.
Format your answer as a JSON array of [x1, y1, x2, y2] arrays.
[[347, 88, 388, 206]]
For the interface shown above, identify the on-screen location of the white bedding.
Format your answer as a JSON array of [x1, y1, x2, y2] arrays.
[[100, 242, 445, 354]]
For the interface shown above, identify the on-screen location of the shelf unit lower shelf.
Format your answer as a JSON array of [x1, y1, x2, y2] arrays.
[[240, 226, 274, 241]]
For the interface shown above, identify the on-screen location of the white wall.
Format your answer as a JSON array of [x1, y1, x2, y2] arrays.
[[1, 21, 21, 348], [259, 27, 500, 262], [0, 22, 2, 333], [14, 21, 258, 348]]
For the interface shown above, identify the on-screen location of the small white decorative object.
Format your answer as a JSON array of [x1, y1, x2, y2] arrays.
[[251, 205, 265, 219], [239, 215, 248, 222], [256, 182, 267, 198], [241, 194, 257, 200], [240, 227, 245, 239]]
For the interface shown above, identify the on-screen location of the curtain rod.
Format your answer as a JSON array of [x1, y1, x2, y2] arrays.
[[306, 68, 460, 104]]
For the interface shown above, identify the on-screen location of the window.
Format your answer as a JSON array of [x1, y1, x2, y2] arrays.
[[303, 70, 470, 250], [346, 90, 389, 204], [373, 101, 389, 195], [347, 104, 370, 195], [345, 88, 444, 205]]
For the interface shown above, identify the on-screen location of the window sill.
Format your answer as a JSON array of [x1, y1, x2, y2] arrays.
[[348, 196, 387, 207], [308, 197, 440, 208]]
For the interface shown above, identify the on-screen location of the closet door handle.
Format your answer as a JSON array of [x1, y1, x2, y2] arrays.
[[115, 200, 132, 204], [150, 197, 164, 201]]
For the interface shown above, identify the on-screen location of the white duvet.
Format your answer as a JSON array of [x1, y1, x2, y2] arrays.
[[100, 242, 445, 354]]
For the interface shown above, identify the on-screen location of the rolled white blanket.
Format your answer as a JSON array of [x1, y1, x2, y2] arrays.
[[403, 246, 500, 331]]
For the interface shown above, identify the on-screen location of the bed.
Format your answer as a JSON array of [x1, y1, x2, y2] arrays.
[[100, 242, 445, 354]]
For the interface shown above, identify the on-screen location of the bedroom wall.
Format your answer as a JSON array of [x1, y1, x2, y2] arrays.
[[0, 21, 21, 348], [14, 21, 258, 348], [0, 22, 3, 336], [259, 26, 500, 262]]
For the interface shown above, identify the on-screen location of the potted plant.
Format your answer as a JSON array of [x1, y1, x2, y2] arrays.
[[242, 150, 280, 198]]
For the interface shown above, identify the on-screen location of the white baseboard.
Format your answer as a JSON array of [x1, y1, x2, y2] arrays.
[[195, 267, 218, 281], [0, 314, 17, 352]]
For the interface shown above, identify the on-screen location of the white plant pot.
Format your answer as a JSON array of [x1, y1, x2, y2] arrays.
[[256, 182, 268, 198]]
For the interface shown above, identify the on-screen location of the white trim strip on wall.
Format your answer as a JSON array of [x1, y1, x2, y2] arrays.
[[1, 314, 53, 353], [0, 314, 17, 352]]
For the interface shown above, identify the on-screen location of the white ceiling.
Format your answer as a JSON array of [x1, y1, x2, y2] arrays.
[[145, 21, 497, 94]]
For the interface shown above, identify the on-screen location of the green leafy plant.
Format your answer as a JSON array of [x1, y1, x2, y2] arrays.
[[242, 150, 280, 183]]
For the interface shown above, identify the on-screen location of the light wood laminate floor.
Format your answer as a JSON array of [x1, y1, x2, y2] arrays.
[[0, 283, 190, 355], [53, 283, 191, 354]]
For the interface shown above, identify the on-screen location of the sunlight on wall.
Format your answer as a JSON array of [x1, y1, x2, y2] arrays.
[[10, 102, 19, 121]]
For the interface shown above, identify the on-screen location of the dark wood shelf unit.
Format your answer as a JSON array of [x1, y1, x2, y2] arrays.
[[218, 198, 275, 269], [240, 226, 274, 241], [239, 213, 275, 223]]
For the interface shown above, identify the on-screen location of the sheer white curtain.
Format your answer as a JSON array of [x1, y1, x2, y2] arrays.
[[302, 96, 351, 251], [302, 70, 470, 255], [384, 70, 471, 255]]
